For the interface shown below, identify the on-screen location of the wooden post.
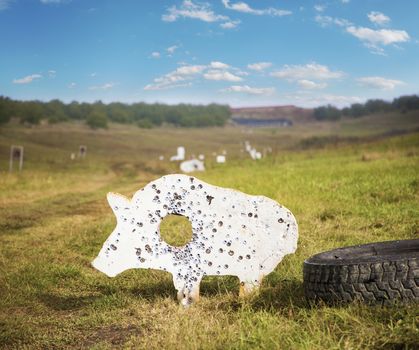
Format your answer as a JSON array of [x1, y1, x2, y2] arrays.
[[79, 145, 87, 158], [9, 146, 24, 172]]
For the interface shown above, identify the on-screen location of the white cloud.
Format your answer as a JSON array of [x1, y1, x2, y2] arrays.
[[177, 64, 207, 75], [151, 51, 161, 59], [315, 12, 408, 55], [297, 79, 327, 89], [0, 0, 12, 11], [89, 83, 116, 90], [144, 64, 206, 90], [346, 26, 410, 51], [235, 70, 249, 76], [271, 63, 344, 81], [48, 70, 56, 78], [167, 45, 179, 54], [68, 82, 76, 88], [90, 72, 97, 77], [162, 0, 228, 23], [222, 0, 291, 16], [13, 74, 42, 84], [315, 15, 352, 27], [314, 5, 325, 12], [357, 76, 404, 90], [222, 85, 275, 96], [203, 70, 242, 82], [368, 11, 390, 26], [220, 20, 241, 29], [210, 61, 229, 69], [247, 62, 272, 71], [144, 61, 246, 90], [284, 92, 363, 108]]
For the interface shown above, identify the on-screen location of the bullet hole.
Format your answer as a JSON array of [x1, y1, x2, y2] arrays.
[[206, 248, 211, 254], [242, 225, 246, 229], [278, 218, 284, 223], [254, 214, 258, 218], [228, 250, 234, 256], [198, 184, 203, 189], [240, 281, 245, 286], [135, 248, 142, 256], [206, 195, 214, 205], [110, 244, 117, 251], [248, 213, 253, 217], [140, 258, 146, 263], [218, 221, 223, 227], [191, 185, 195, 190], [208, 261, 212, 266], [246, 254, 251, 259], [224, 264, 228, 269], [238, 256, 243, 260], [212, 228, 217, 233], [219, 248, 223, 253], [226, 242, 232, 247]]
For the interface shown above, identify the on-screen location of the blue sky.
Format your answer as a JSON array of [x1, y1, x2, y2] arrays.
[[0, 0, 418, 107]]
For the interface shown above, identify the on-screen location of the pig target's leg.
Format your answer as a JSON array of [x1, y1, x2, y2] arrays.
[[173, 276, 186, 302], [189, 279, 201, 303], [178, 281, 202, 307], [239, 278, 261, 297], [174, 278, 202, 307]]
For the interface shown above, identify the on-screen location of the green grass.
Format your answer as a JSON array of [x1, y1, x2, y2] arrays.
[[0, 118, 418, 349]]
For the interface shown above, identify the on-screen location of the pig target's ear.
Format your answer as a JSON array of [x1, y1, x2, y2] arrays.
[[107, 192, 131, 216]]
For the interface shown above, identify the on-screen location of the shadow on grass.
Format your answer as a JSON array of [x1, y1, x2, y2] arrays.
[[126, 275, 312, 311], [128, 279, 176, 300], [37, 293, 101, 311], [38, 271, 311, 311], [250, 279, 308, 310], [200, 276, 312, 311]]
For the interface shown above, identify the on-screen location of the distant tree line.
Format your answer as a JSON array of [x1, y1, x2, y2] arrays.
[[0, 96, 231, 129], [313, 95, 419, 121]]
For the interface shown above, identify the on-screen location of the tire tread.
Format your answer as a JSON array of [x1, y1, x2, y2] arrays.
[[304, 259, 419, 304]]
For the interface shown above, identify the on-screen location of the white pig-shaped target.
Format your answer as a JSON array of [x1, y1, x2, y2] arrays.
[[92, 174, 298, 307]]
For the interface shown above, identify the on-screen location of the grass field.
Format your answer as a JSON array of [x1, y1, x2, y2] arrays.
[[0, 113, 418, 349]]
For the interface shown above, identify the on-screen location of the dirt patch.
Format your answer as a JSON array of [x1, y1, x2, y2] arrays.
[[82, 324, 141, 348]]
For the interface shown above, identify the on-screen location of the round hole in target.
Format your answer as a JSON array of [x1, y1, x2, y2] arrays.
[[159, 214, 193, 247]]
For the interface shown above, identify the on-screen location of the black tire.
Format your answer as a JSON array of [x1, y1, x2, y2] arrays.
[[303, 239, 419, 305]]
